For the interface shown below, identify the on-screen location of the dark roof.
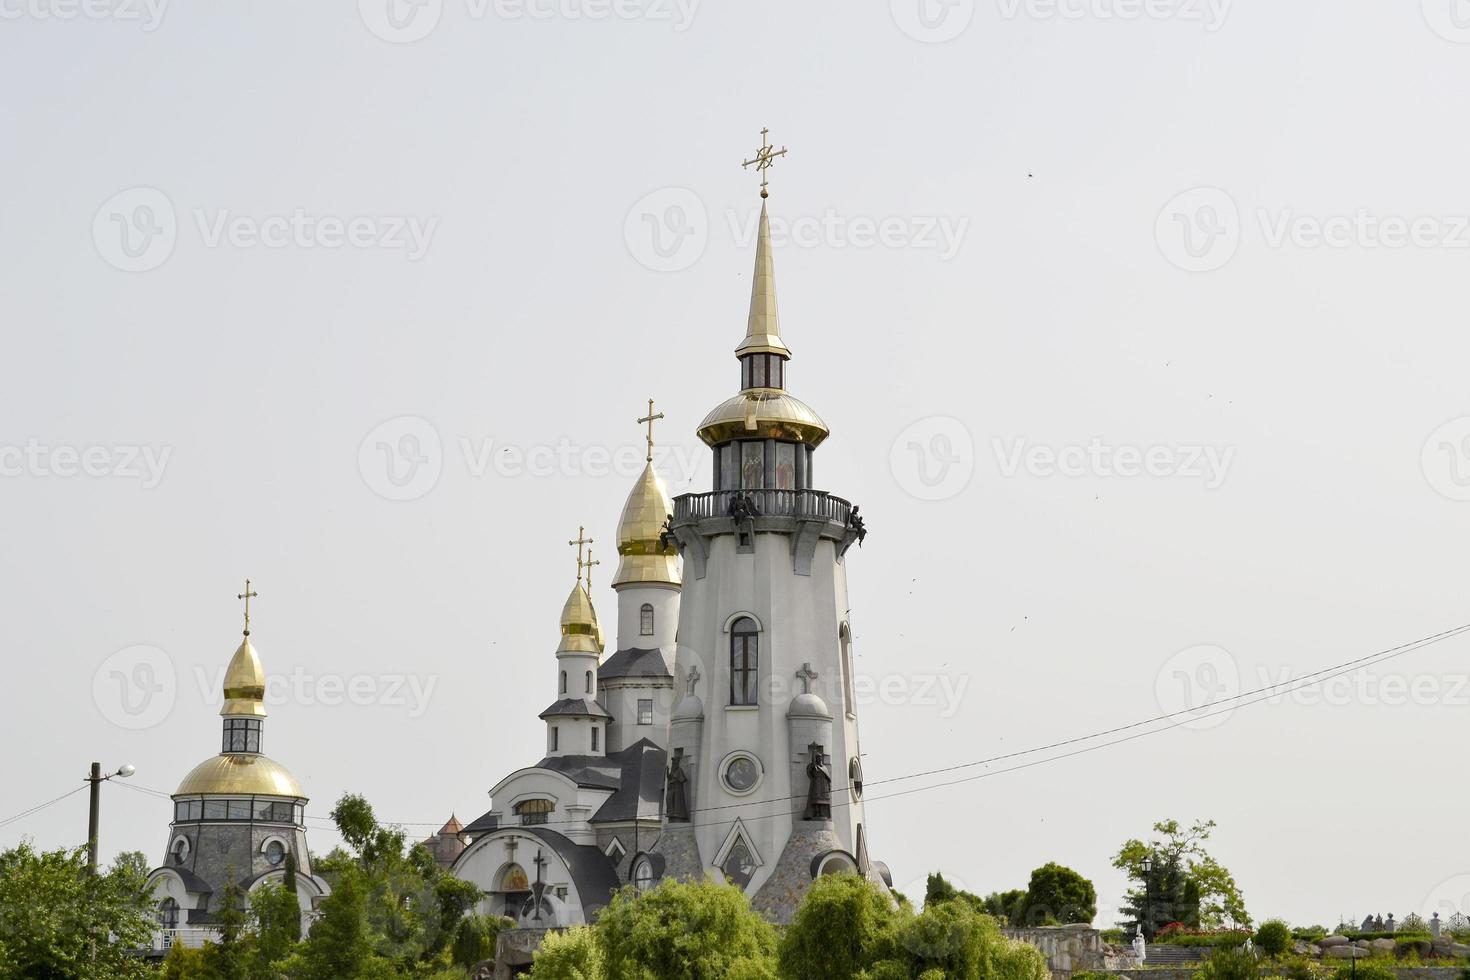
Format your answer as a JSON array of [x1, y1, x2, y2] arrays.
[[460, 809, 500, 837], [534, 754, 623, 791], [590, 739, 666, 824], [538, 698, 613, 720], [153, 866, 212, 895], [599, 647, 673, 681], [519, 827, 623, 912]]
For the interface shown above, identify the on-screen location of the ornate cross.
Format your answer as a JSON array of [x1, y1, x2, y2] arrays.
[[741, 127, 788, 199], [686, 665, 701, 696], [583, 547, 601, 591], [236, 579, 258, 636], [796, 662, 818, 694], [568, 527, 593, 582], [637, 398, 665, 464]]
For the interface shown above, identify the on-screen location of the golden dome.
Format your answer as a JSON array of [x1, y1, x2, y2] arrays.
[[558, 582, 604, 655], [221, 636, 267, 718], [174, 753, 304, 798], [697, 390, 830, 449], [612, 462, 681, 588]]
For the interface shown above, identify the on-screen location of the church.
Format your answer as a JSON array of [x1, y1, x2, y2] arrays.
[[449, 132, 891, 932], [143, 586, 331, 947]]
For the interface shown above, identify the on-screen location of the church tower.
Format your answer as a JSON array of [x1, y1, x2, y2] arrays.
[[540, 534, 612, 758], [654, 131, 882, 920], [144, 582, 329, 945], [601, 403, 682, 754]]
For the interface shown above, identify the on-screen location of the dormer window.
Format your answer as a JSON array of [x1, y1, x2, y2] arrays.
[[514, 799, 554, 826], [221, 718, 261, 753]]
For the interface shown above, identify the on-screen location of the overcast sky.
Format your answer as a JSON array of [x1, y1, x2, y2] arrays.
[[5, 0, 1470, 930]]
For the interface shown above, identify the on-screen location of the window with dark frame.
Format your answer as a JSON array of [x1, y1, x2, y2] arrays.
[[591, 726, 599, 751], [551, 726, 558, 751], [640, 603, 654, 635], [221, 718, 262, 753], [730, 617, 759, 705], [585, 670, 593, 694], [637, 698, 653, 725]]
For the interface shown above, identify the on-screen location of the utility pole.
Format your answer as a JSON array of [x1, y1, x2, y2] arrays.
[[85, 762, 135, 872]]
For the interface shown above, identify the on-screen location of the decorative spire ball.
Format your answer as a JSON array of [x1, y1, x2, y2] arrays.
[[741, 127, 788, 199]]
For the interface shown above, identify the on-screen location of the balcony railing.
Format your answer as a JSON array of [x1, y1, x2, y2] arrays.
[[151, 927, 215, 951], [673, 489, 854, 526]]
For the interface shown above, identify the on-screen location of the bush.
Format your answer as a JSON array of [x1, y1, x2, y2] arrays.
[[1331, 964, 1395, 980], [1196, 946, 1261, 980], [529, 925, 603, 980], [779, 874, 898, 980], [1257, 920, 1293, 961]]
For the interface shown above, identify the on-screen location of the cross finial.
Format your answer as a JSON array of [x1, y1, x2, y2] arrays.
[[568, 526, 593, 583], [637, 398, 665, 464], [741, 127, 788, 199], [796, 661, 818, 694], [686, 665, 701, 696], [236, 579, 259, 636], [583, 546, 601, 591]]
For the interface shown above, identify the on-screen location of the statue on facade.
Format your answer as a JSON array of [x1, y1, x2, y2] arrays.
[[659, 513, 676, 552], [666, 749, 690, 822], [847, 505, 867, 546], [804, 742, 832, 821], [728, 490, 762, 524]]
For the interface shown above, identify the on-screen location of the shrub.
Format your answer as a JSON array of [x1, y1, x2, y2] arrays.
[[1330, 964, 1395, 980], [529, 925, 603, 980], [1257, 921, 1293, 961], [779, 874, 898, 980], [1196, 946, 1261, 980]]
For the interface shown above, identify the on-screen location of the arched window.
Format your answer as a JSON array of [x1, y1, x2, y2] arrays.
[[158, 898, 179, 930], [514, 799, 554, 826], [730, 617, 759, 706], [171, 837, 189, 866], [560, 671, 567, 694], [585, 670, 593, 694], [640, 603, 654, 636], [633, 858, 654, 892], [840, 623, 856, 718]]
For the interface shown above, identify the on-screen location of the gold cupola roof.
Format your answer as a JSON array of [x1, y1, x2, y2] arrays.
[[174, 753, 304, 798], [221, 635, 267, 718], [697, 390, 830, 448], [734, 201, 791, 358], [558, 581, 604, 655], [612, 461, 681, 588]]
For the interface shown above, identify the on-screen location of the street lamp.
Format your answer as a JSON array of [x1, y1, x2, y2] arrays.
[[86, 762, 135, 872], [1141, 853, 1154, 943]]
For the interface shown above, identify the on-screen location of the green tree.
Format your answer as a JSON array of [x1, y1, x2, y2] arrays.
[[0, 840, 154, 979], [1255, 919, 1293, 962], [597, 877, 777, 978], [530, 925, 605, 979], [1018, 863, 1096, 926], [779, 873, 899, 979], [453, 912, 513, 971], [281, 869, 396, 980], [202, 873, 255, 980], [982, 890, 1029, 924], [889, 897, 1049, 980], [1113, 819, 1251, 934], [250, 881, 303, 976]]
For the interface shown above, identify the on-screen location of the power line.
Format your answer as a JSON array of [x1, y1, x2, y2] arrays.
[[94, 620, 1470, 840], [0, 784, 89, 829]]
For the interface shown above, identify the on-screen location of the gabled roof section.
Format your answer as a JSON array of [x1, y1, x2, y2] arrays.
[[599, 647, 673, 681], [538, 698, 613, 720], [591, 739, 666, 824]]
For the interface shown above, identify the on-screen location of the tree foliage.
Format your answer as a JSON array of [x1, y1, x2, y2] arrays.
[[0, 840, 155, 979], [1113, 819, 1250, 935], [529, 925, 605, 980], [596, 877, 777, 979], [1016, 863, 1096, 926], [780, 873, 900, 980], [1255, 919, 1292, 961]]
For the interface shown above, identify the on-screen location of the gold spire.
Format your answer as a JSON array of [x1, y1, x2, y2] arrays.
[[222, 581, 267, 717], [736, 129, 792, 358], [613, 459, 681, 588]]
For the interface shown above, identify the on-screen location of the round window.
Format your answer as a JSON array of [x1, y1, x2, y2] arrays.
[[264, 840, 286, 866], [722, 754, 761, 794]]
